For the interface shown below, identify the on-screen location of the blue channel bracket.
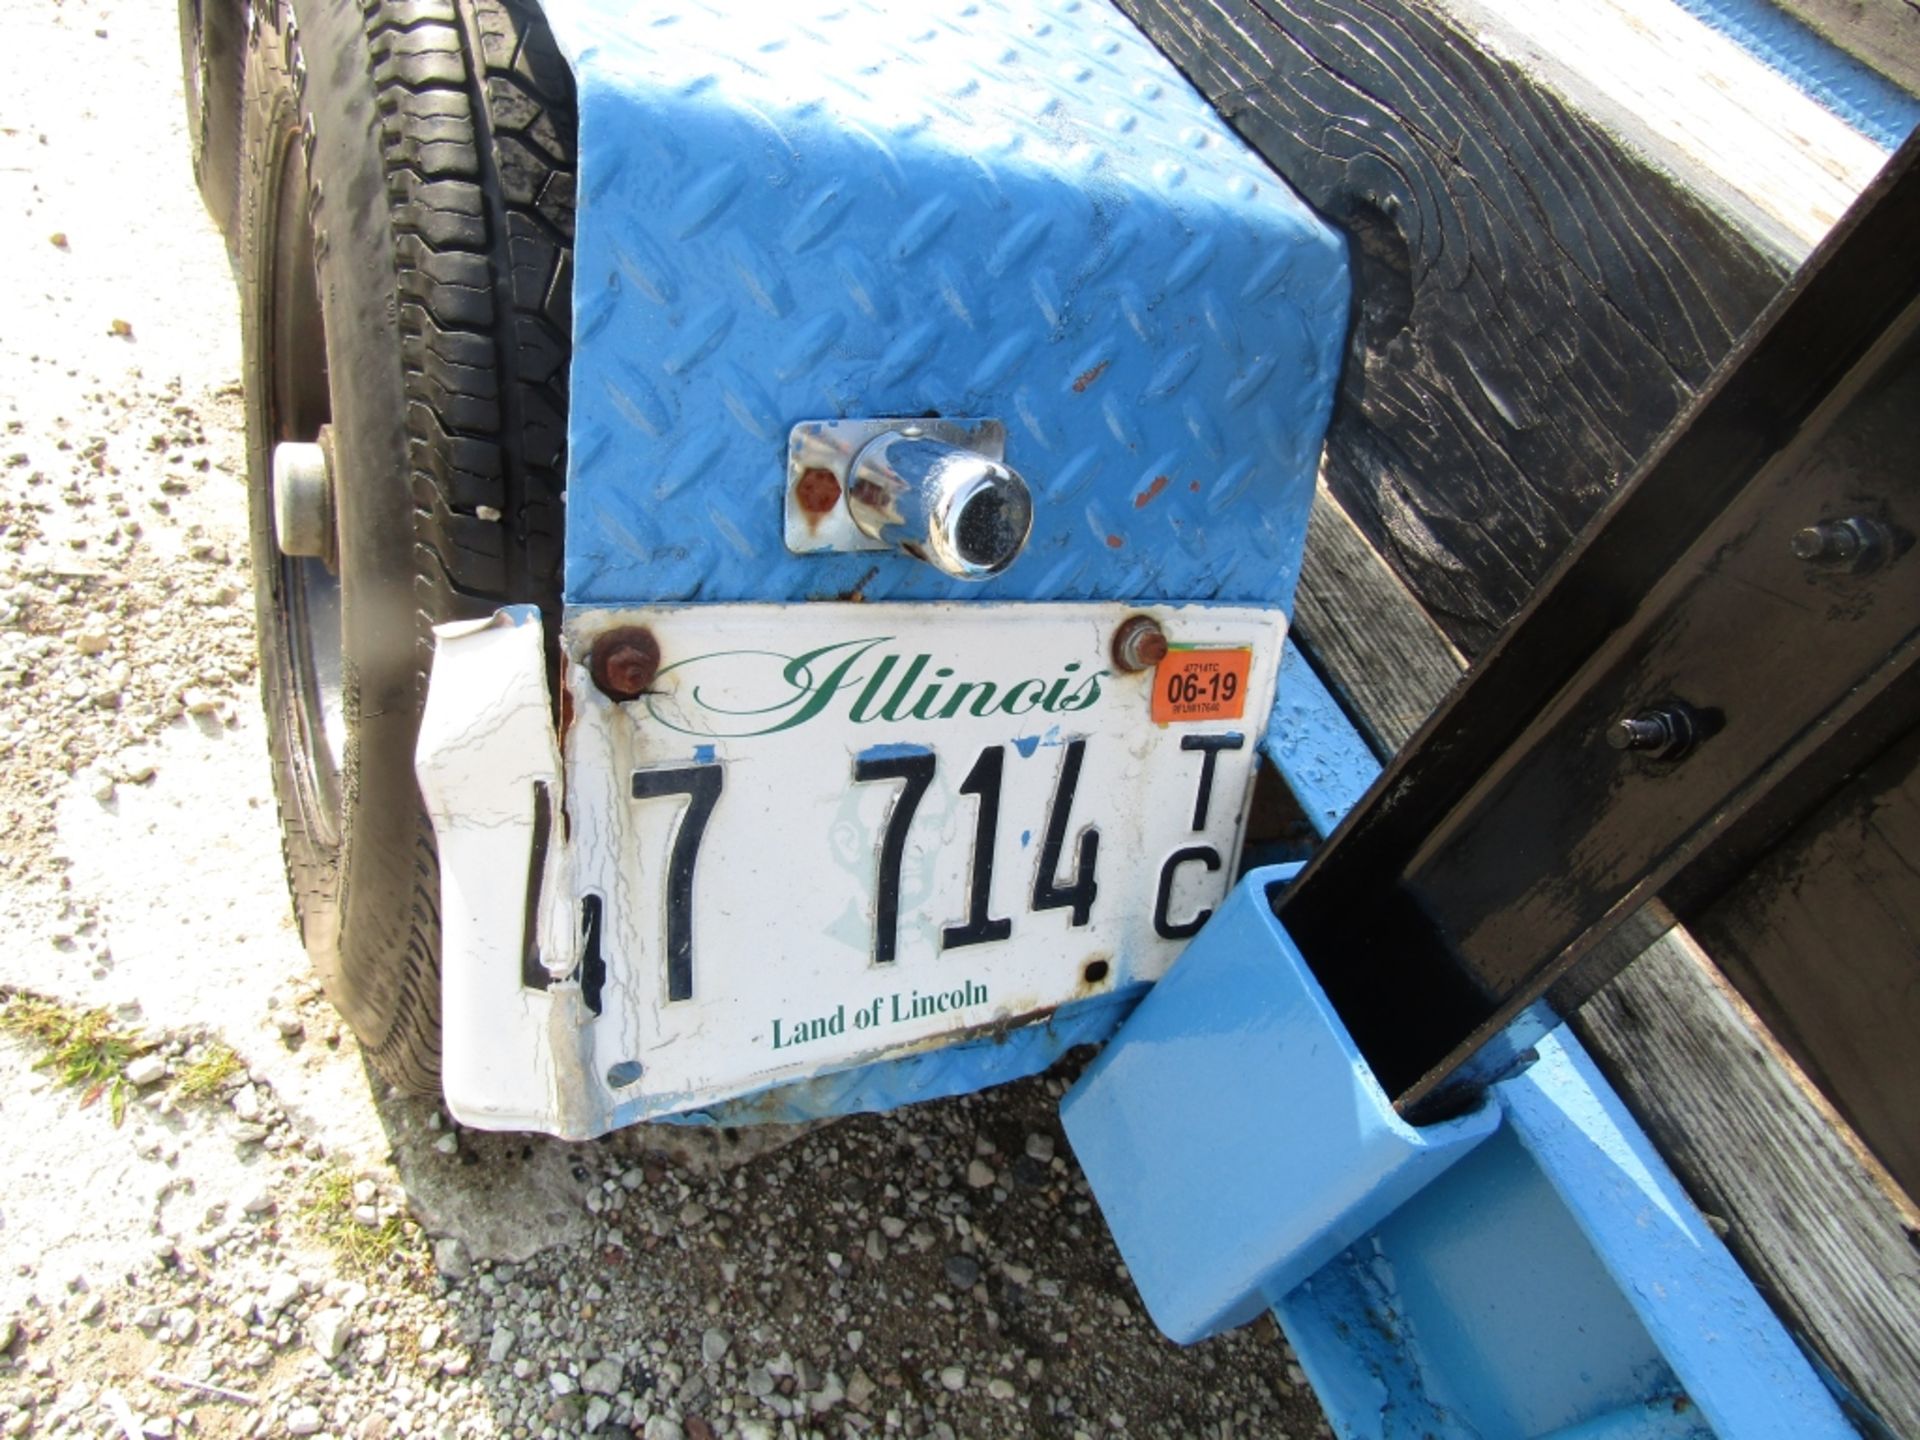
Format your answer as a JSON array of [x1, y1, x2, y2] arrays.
[[1063, 637, 1857, 1438]]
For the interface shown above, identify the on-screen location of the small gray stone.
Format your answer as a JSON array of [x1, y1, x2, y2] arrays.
[[965, 1159, 996, 1189], [808, 1371, 845, 1414], [846, 1367, 876, 1410], [550, 1370, 578, 1395], [285, 1407, 322, 1437], [700, 1327, 731, 1365], [643, 1419, 684, 1440], [124, 1054, 167, 1088], [433, 1236, 471, 1279], [487, 1326, 515, 1364], [1025, 1131, 1056, 1162], [261, 1273, 301, 1316], [584, 1397, 612, 1431], [987, 1378, 1016, 1400], [308, 1307, 350, 1363], [241, 1187, 274, 1217], [943, 1255, 980, 1290], [231, 1085, 262, 1122], [939, 1365, 967, 1392], [581, 1356, 623, 1395]]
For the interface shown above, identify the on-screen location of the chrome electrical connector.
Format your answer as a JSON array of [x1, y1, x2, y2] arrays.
[[845, 429, 1032, 579], [783, 417, 1032, 579]]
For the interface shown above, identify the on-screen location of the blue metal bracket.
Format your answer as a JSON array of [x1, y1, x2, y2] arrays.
[[1064, 640, 1857, 1438], [1061, 866, 1501, 1344]]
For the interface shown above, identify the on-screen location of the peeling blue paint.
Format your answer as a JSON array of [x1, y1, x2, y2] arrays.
[[855, 741, 933, 763]]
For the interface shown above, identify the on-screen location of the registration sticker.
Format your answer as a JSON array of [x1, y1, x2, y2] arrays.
[[1152, 647, 1253, 724]]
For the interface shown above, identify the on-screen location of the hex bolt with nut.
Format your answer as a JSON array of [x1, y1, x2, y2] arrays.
[[1111, 615, 1169, 674], [1605, 702, 1699, 762], [1788, 515, 1891, 573]]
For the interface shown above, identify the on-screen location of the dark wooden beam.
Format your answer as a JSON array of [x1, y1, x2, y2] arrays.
[[1115, 0, 1791, 653], [1688, 717, 1920, 1202]]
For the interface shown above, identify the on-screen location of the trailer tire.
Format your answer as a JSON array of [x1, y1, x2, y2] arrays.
[[179, 0, 247, 243], [238, 0, 573, 1095]]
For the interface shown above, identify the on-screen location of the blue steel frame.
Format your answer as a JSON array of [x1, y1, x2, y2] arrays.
[[1062, 648, 1859, 1439]]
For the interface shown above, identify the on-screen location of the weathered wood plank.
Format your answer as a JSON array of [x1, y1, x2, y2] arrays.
[[1294, 485, 1463, 757], [1115, 0, 1792, 652], [1690, 717, 1920, 1202], [1441, 0, 1888, 249], [1286, 491, 1920, 1436], [1577, 937, 1920, 1436]]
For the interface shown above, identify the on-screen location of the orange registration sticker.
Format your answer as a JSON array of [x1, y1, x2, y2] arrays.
[[1151, 647, 1253, 724]]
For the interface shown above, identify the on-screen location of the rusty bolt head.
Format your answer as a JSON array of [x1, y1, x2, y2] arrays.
[[795, 466, 842, 516], [588, 626, 661, 703], [1111, 615, 1169, 674]]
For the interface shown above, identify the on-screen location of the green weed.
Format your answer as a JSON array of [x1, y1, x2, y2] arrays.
[[0, 990, 146, 1126], [298, 1166, 424, 1277], [172, 1041, 243, 1100]]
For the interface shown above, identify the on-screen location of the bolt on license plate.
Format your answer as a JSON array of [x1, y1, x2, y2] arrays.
[[561, 602, 1284, 1114]]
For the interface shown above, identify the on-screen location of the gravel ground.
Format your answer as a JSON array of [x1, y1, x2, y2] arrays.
[[0, 4, 1333, 1439]]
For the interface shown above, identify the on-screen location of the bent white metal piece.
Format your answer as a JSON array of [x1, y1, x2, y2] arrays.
[[414, 605, 610, 1139]]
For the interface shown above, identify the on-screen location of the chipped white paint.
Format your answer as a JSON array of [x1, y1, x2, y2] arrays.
[[418, 602, 1284, 1138]]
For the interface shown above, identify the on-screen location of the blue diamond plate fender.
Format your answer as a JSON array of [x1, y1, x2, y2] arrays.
[[536, 0, 1349, 610], [450, 0, 1352, 1131]]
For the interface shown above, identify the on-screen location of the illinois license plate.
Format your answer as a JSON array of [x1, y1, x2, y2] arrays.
[[562, 602, 1284, 1113]]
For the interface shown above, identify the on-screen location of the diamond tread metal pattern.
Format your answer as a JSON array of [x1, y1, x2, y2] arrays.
[[537, 0, 1349, 609]]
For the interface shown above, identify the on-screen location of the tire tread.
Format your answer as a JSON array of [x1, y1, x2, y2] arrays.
[[262, 0, 574, 1094]]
